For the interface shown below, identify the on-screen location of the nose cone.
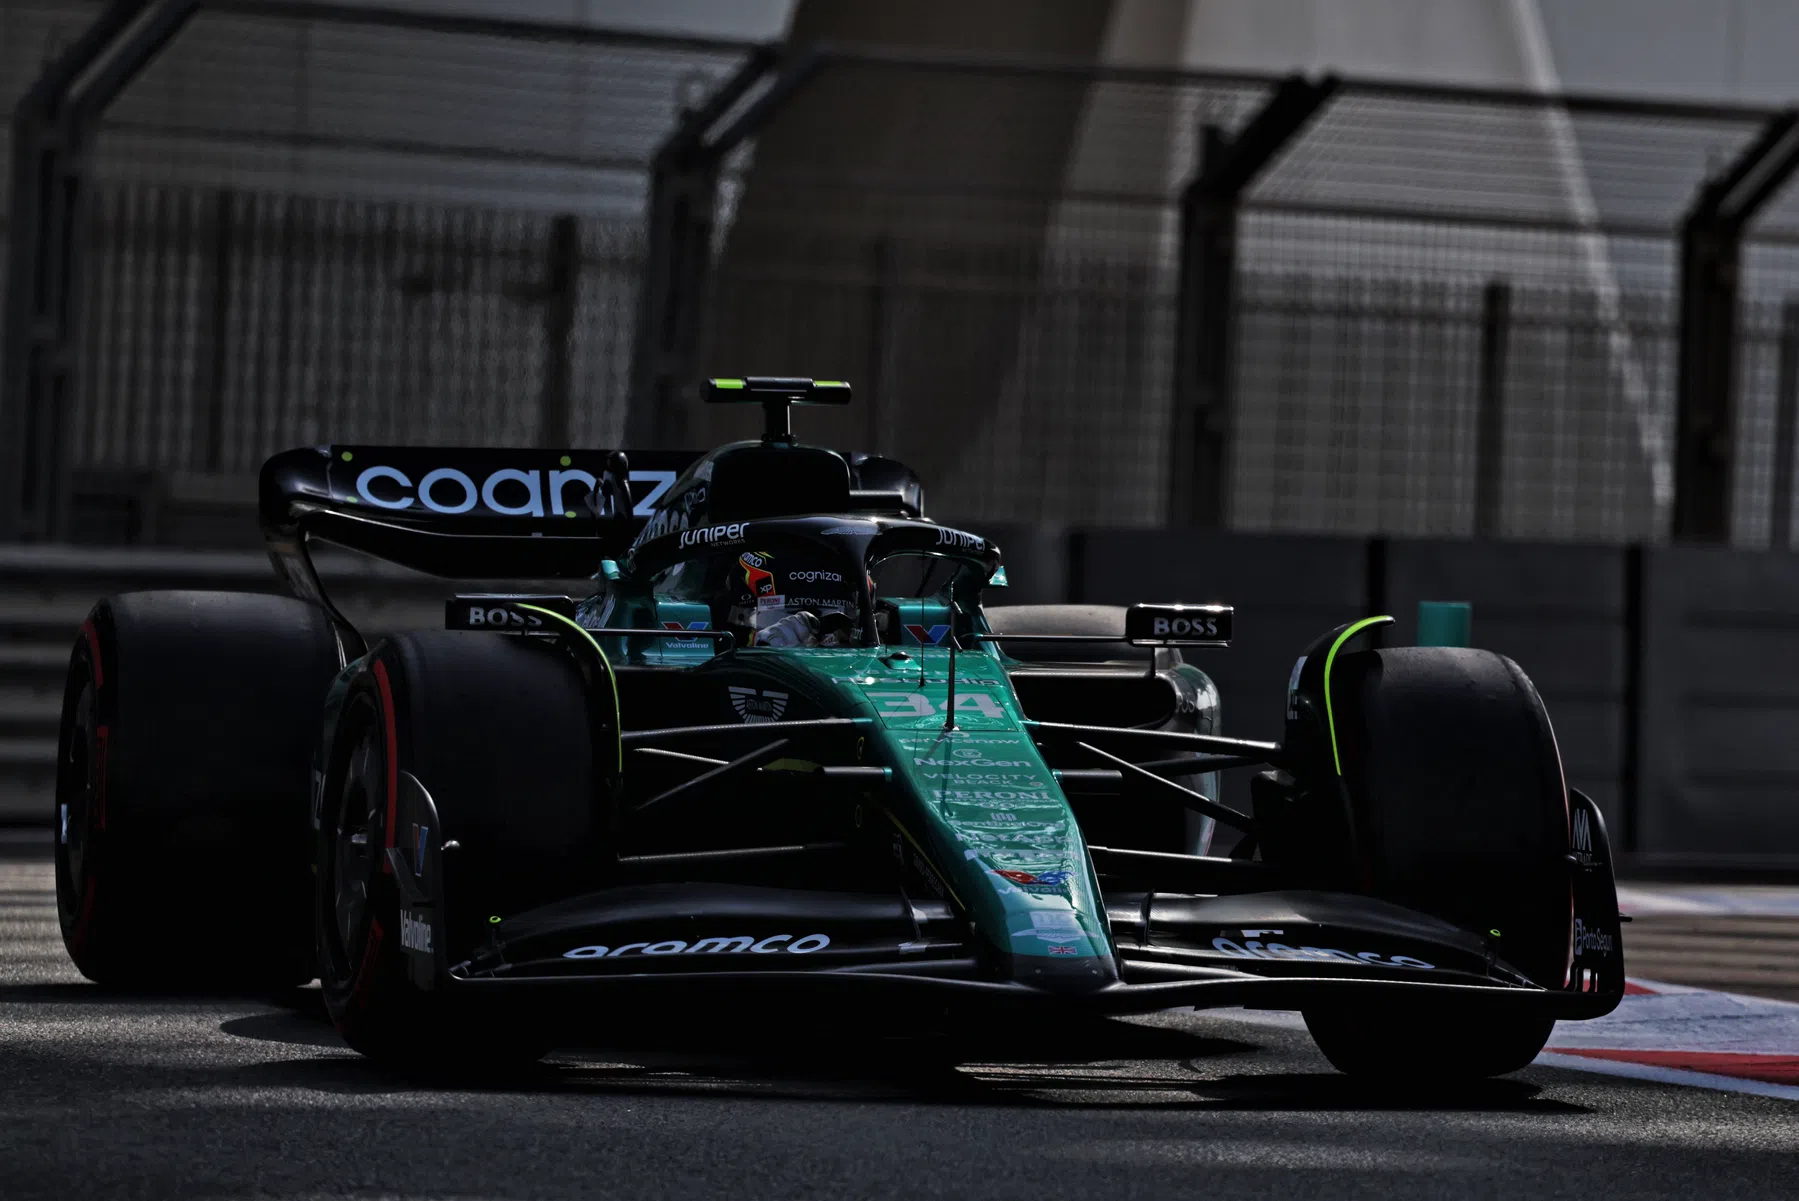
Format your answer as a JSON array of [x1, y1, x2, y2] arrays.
[[1003, 947, 1121, 995]]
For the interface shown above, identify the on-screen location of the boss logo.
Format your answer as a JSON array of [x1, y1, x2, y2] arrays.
[[1126, 604, 1233, 646], [467, 607, 542, 628], [446, 595, 573, 631]]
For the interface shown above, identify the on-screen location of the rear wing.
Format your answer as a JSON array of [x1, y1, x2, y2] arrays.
[[259, 445, 704, 585]]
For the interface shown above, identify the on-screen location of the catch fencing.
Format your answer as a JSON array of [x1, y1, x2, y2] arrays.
[[6, 2, 1799, 546]]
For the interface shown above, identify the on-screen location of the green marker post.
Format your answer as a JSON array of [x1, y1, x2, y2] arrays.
[[1417, 601, 1471, 647]]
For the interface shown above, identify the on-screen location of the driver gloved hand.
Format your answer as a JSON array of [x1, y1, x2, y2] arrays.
[[756, 610, 821, 648]]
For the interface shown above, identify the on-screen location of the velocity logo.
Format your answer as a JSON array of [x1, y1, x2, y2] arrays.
[[728, 686, 789, 723]]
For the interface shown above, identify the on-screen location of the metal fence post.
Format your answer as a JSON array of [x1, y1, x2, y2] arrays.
[[201, 188, 236, 471], [1772, 298, 1799, 549], [1473, 279, 1513, 539], [1168, 73, 1338, 529], [864, 236, 893, 453], [1674, 109, 1799, 544], [624, 46, 808, 450], [539, 213, 580, 448], [0, 0, 201, 541]]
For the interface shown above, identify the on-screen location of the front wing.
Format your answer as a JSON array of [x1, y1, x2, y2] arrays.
[[387, 770, 1623, 1026]]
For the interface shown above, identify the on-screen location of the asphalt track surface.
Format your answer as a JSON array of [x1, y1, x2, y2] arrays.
[[5, 845, 1799, 1200]]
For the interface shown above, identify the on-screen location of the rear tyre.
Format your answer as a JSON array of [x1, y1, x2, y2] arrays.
[[54, 592, 339, 988], [1301, 647, 1569, 1079], [318, 631, 601, 1066]]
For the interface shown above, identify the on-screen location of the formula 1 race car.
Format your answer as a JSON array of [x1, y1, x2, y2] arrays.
[[53, 378, 1624, 1080]]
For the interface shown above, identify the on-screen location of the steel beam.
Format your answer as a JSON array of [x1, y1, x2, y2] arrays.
[[1, 0, 201, 541], [1673, 109, 1799, 544], [624, 47, 809, 450], [1473, 280, 1513, 539], [1168, 73, 1338, 529]]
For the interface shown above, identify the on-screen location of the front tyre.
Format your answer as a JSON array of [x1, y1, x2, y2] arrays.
[[317, 632, 601, 1066], [1301, 646, 1570, 1081], [1304, 1006, 1554, 1081]]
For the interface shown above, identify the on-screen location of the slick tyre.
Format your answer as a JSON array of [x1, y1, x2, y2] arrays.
[[54, 592, 339, 988], [317, 631, 601, 1066], [1302, 646, 1569, 1080], [1303, 1005, 1555, 1082]]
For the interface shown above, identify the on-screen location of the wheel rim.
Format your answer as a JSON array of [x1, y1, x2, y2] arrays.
[[55, 656, 104, 943], [60, 679, 98, 885], [323, 703, 384, 981]]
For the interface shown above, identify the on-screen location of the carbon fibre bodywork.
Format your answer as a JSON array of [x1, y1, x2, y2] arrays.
[[272, 409, 1623, 1034], [369, 637, 1623, 1022]]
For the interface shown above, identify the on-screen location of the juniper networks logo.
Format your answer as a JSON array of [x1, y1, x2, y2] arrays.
[[728, 686, 789, 723]]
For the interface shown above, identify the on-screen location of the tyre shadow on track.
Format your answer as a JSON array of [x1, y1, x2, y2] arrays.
[[203, 1005, 1589, 1114], [0, 982, 322, 1007]]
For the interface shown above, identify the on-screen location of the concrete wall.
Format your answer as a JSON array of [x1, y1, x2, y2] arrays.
[[1062, 529, 1799, 863], [1072, 529, 1368, 812], [1640, 548, 1799, 859], [1385, 539, 1628, 833]]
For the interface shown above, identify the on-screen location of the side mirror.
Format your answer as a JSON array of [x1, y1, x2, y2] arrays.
[[1125, 603, 1232, 648]]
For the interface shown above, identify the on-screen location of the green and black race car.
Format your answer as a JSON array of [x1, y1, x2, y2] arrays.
[[53, 378, 1623, 1080]]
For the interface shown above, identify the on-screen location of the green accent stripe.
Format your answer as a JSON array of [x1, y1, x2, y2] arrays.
[[709, 378, 745, 389], [517, 604, 623, 774], [1324, 615, 1395, 777]]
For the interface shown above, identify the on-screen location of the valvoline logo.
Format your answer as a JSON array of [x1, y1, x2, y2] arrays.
[[995, 869, 1071, 893], [904, 623, 951, 645]]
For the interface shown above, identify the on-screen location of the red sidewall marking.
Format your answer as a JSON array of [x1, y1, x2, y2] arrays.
[[346, 917, 385, 1018], [372, 659, 399, 870], [81, 620, 103, 687]]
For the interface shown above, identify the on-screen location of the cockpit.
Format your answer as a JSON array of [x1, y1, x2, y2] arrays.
[[594, 517, 1002, 657]]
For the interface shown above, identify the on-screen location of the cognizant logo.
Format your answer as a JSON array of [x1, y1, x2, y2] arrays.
[[352, 465, 675, 518]]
